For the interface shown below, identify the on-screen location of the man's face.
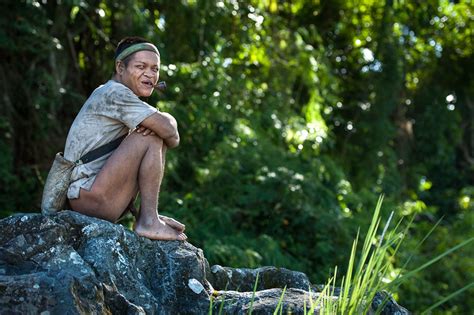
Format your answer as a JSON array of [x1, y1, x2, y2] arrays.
[[119, 50, 160, 97]]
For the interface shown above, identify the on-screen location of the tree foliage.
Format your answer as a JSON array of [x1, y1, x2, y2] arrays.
[[0, 0, 472, 313]]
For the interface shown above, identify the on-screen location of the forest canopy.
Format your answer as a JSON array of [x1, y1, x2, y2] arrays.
[[0, 0, 472, 313]]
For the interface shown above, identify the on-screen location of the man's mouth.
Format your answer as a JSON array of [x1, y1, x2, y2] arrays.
[[142, 81, 153, 88]]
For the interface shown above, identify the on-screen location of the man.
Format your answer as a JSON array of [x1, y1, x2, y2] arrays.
[[64, 36, 186, 241]]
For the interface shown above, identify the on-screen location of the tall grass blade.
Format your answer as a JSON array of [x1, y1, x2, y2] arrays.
[[421, 282, 474, 314], [361, 195, 384, 255], [340, 231, 359, 313], [248, 272, 259, 315], [217, 282, 229, 315], [352, 200, 383, 313], [273, 286, 287, 315], [306, 285, 315, 314], [314, 273, 336, 313], [355, 196, 383, 285], [379, 210, 394, 247], [383, 215, 442, 309], [208, 294, 213, 315], [398, 216, 443, 274], [303, 296, 307, 315], [392, 236, 474, 285]]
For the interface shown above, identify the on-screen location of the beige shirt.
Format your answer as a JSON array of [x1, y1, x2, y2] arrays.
[[64, 80, 157, 199]]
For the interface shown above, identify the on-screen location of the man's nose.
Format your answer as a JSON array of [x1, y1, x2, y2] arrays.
[[144, 69, 155, 78]]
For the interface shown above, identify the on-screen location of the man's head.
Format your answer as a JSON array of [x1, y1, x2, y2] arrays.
[[113, 36, 161, 97]]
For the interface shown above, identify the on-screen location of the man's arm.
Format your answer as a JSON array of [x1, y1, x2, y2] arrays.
[[139, 112, 180, 148]]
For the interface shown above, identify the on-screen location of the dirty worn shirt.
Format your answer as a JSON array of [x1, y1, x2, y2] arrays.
[[64, 80, 157, 199]]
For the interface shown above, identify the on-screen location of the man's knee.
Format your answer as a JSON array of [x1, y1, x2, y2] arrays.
[[148, 134, 164, 147]]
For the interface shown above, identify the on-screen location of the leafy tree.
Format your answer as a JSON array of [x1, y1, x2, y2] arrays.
[[0, 0, 472, 312]]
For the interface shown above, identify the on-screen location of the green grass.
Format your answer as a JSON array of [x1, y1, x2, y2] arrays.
[[273, 286, 287, 315], [210, 195, 473, 314], [304, 195, 473, 314], [249, 271, 259, 315]]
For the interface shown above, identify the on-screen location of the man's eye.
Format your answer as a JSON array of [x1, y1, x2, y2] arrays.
[[152, 68, 158, 73]]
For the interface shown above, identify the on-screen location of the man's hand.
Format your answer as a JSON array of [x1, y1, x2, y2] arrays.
[[136, 125, 156, 136], [139, 112, 180, 148]]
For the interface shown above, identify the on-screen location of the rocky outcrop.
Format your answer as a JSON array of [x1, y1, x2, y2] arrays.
[[0, 211, 409, 314]]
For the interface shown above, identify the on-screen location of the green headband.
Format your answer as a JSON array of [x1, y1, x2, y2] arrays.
[[116, 43, 160, 61]]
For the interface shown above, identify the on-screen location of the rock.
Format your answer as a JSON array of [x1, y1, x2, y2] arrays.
[[208, 265, 313, 292], [211, 288, 330, 314], [208, 267, 409, 315], [0, 211, 210, 314], [0, 211, 410, 314], [371, 291, 411, 315]]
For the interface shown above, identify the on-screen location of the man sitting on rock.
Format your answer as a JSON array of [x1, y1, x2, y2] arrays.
[[64, 36, 186, 241]]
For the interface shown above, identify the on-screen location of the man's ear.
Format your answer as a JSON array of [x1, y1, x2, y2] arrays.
[[115, 61, 124, 74]]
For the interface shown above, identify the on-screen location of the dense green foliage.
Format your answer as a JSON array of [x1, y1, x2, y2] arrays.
[[0, 0, 472, 313]]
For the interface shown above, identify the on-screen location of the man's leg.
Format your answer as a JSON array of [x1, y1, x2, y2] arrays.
[[69, 131, 186, 241], [132, 135, 184, 239], [136, 144, 186, 232]]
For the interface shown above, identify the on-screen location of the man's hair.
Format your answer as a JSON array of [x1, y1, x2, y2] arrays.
[[113, 36, 151, 73]]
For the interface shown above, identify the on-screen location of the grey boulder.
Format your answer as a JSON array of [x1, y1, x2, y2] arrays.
[[0, 211, 409, 314]]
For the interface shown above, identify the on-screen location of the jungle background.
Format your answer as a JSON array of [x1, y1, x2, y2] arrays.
[[0, 0, 473, 313]]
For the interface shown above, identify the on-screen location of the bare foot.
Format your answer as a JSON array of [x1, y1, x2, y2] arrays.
[[159, 215, 186, 232], [131, 212, 185, 234], [135, 218, 187, 241], [127, 202, 185, 233]]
